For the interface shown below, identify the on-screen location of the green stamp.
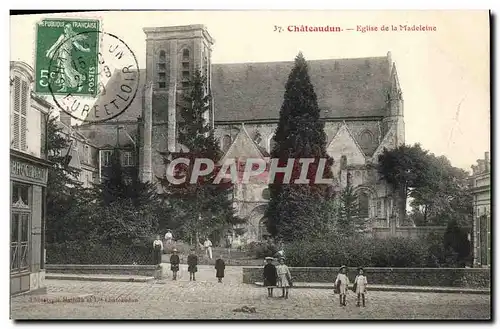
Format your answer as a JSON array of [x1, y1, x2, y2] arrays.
[[35, 18, 100, 96]]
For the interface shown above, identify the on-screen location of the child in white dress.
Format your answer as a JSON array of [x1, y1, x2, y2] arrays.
[[334, 265, 350, 306], [354, 267, 368, 307]]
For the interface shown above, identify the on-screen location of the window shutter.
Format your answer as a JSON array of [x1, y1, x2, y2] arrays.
[[21, 80, 28, 116], [20, 117, 27, 151], [13, 77, 20, 113], [40, 113, 47, 158], [13, 113, 20, 149]]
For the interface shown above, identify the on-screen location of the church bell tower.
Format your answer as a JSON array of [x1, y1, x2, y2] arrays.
[[141, 25, 215, 182]]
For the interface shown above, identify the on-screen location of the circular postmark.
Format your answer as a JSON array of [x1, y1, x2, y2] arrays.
[[47, 30, 140, 123]]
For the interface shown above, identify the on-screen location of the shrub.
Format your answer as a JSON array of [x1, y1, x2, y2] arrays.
[[246, 240, 278, 259], [46, 240, 153, 265], [285, 235, 456, 268]]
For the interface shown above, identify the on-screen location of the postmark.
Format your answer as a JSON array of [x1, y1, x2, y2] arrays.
[[46, 29, 140, 123], [35, 18, 100, 96]]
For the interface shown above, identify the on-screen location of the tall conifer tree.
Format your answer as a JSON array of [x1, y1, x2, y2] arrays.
[[266, 53, 334, 241]]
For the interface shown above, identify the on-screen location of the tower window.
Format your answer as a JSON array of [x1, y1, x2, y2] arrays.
[[181, 48, 191, 88], [158, 50, 167, 89]]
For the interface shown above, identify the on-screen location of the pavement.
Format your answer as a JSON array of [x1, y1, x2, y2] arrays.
[[11, 265, 491, 320], [253, 282, 490, 294]]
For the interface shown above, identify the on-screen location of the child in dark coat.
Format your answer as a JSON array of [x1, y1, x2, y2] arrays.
[[263, 257, 278, 297], [215, 255, 225, 283], [187, 249, 198, 281], [170, 248, 180, 281]]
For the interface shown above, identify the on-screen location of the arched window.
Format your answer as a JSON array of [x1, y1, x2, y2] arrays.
[[158, 50, 167, 89], [340, 155, 347, 170], [181, 48, 191, 88], [269, 135, 277, 153], [359, 130, 373, 154], [358, 191, 370, 218], [222, 135, 231, 152]]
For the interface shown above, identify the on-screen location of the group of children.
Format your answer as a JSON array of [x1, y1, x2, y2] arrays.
[[335, 265, 368, 307], [263, 258, 368, 307]]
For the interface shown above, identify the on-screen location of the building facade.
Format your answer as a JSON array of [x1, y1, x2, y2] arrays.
[[10, 62, 52, 295], [78, 24, 406, 243], [470, 152, 491, 267], [56, 112, 100, 188]]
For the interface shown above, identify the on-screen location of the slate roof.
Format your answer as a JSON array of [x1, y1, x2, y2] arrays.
[[212, 56, 391, 122], [79, 55, 393, 147]]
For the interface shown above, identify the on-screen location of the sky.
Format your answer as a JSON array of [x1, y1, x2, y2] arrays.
[[10, 10, 490, 171]]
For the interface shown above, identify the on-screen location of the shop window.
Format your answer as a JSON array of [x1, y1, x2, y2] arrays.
[[11, 213, 30, 272], [12, 183, 30, 209], [11, 182, 31, 273]]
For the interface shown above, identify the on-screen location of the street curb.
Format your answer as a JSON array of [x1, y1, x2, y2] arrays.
[[46, 274, 155, 283], [253, 282, 490, 295]]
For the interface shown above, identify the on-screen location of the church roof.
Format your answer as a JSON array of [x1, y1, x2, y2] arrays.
[[212, 56, 391, 122]]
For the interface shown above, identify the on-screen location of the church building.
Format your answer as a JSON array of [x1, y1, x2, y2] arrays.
[[77, 24, 406, 243]]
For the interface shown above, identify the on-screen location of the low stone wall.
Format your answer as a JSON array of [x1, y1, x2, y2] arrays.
[[46, 264, 158, 277], [243, 267, 490, 288]]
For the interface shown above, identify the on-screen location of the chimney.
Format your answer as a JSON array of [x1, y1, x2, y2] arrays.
[[59, 111, 72, 127], [485, 152, 490, 173]]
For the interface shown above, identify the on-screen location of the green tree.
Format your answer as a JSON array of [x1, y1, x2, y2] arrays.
[[266, 52, 334, 242], [159, 70, 243, 246], [336, 184, 359, 236], [379, 143, 472, 227], [45, 115, 93, 243]]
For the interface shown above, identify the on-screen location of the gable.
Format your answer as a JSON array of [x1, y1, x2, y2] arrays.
[[327, 122, 366, 174], [372, 125, 397, 162], [220, 125, 265, 164]]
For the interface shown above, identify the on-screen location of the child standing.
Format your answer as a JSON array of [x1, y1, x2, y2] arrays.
[[263, 257, 278, 297], [353, 267, 368, 307], [215, 254, 226, 283], [170, 248, 180, 281], [276, 258, 292, 299], [334, 265, 350, 306], [152, 235, 163, 265], [187, 249, 198, 281]]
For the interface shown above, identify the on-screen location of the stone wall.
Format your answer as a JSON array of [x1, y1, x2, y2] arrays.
[[242, 267, 490, 288], [46, 264, 158, 277]]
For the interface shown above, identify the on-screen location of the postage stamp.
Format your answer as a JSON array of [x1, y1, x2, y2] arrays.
[[44, 28, 140, 123], [35, 18, 100, 96]]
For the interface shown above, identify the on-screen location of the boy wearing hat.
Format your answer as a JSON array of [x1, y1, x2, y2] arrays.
[[170, 248, 180, 280], [353, 267, 368, 307], [334, 265, 350, 306], [263, 257, 278, 297]]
